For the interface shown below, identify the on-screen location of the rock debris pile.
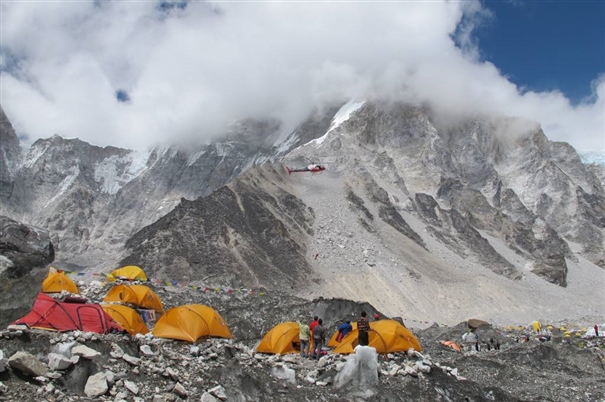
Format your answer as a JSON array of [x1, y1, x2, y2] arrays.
[[1, 316, 604, 401]]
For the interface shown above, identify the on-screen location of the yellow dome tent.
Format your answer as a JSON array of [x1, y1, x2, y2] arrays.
[[531, 321, 542, 332], [42, 267, 79, 294], [256, 322, 301, 354], [101, 304, 149, 335], [333, 320, 422, 354], [152, 305, 232, 342], [103, 284, 164, 312], [107, 266, 147, 282], [327, 322, 358, 347]]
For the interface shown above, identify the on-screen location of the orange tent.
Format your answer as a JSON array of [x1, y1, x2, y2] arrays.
[[107, 266, 147, 282], [256, 322, 301, 354], [333, 320, 422, 354], [101, 304, 149, 335], [103, 284, 164, 312], [152, 305, 232, 342], [42, 267, 79, 294], [327, 322, 357, 347], [440, 340, 462, 352]]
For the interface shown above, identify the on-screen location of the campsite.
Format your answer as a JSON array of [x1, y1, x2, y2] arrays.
[[0, 267, 603, 401]]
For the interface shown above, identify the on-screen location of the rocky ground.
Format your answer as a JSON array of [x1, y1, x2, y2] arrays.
[[0, 281, 604, 402]]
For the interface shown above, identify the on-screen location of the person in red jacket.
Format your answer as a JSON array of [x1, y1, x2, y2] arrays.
[[309, 316, 319, 358]]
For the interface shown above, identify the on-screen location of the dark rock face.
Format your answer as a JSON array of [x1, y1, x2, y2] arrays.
[[302, 102, 604, 282], [0, 105, 347, 271], [436, 179, 569, 285], [362, 174, 426, 249], [0, 216, 54, 278], [414, 193, 521, 279], [0, 107, 22, 201], [121, 165, 315, 289], [0, 216, 54, 327]]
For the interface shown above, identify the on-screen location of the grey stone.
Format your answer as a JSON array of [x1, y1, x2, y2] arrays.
[[8, 351, 48, 377], [200, 392, 218, 402], [47, 353, 73, 371], [209, 385, 227, 400], [140, 345, 154, 356], [110, 344, 124, 359], [72, 344, 101, 359], [122, 354, 140, 366], [84, 372, 108, 398], [125, 380, 139, 395], [173, 382, 187, 397], [105, 370, 116, 385], [0, 350, 6, 373]]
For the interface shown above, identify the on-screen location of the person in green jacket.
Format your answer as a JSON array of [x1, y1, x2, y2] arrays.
[[298, 321, 310, 358]]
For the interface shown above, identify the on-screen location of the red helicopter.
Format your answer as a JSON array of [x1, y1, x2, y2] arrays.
[[286, 164, 326, 175]]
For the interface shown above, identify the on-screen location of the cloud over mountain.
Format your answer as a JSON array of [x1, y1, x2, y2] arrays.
[[1, 0, 603, 151]]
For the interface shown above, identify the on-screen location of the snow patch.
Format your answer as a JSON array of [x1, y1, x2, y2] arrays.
[[22, 143, 50, 169], [94, 150, 150, 195], [186, 149, 206, 166], [214, 142, 236, 158], [46, 164, 80, 207], [275, 132, 299, 155], [579, 150, 605, 166], [305, 100, 366, 148]]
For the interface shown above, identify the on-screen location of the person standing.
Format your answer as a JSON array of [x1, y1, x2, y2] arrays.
[[309, 316, 319, 358], [357, 311, 370, 347], [298, 321, 310, 358], [313, 319, 326, 360], [595, 324, 600, 337]]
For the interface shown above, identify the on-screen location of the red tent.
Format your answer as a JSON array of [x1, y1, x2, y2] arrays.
[[13, 293, 123, 334]]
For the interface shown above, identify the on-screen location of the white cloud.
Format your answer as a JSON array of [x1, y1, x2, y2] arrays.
[[1, 0, 603, 152]]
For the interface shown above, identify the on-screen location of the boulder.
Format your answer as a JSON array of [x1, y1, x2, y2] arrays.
[[125, 380, 139, 395], [201, 392, 218, 402], [140, 345, 154, 356], [110, 343, 124, 358], [47, 353, 73, 371], [271, 366, 296, 384], [72, 344, 101, 359], [8, 351, 48, 376], [173, 382, 187, 397], [84, 372, 108, 397], [0, 350, 6, 373], [105, 370, 116, 385], [0, 216, 54, 279], [123, 354, 140, 366], [209, 385, 228, 400]]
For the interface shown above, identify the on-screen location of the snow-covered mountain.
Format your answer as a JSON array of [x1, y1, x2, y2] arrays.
[[0, 103, 603, 324], [0, 106, 309, 268], [116, 101, 603, 325]]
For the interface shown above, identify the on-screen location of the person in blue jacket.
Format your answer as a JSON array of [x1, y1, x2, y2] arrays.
[[336, 320, 353, 342]]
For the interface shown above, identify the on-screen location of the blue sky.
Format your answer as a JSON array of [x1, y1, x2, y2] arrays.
[[478, 0, 605, 104]]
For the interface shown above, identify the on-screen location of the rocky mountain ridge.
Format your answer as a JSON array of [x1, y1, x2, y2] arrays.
[[0, 106, 327, 269], [0, 102, 604, 326]]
